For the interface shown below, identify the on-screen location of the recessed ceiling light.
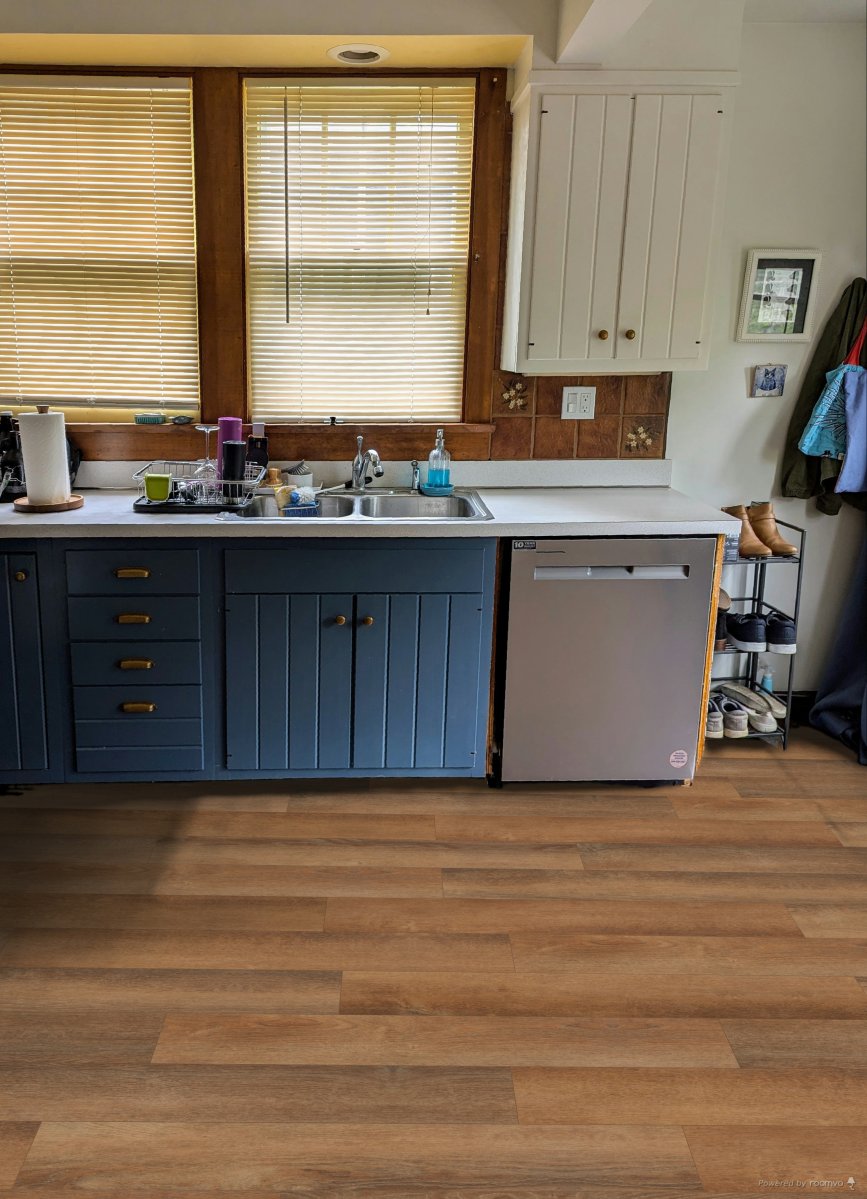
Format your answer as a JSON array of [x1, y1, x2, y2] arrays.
[[327, 43, 390, 66]]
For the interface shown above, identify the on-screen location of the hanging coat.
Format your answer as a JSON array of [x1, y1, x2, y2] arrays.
[[781, 277, 867, 514]]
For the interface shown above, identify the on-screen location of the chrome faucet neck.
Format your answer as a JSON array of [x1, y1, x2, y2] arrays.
[[351, 434, 384, 491]]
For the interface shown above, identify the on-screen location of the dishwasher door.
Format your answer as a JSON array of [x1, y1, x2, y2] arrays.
[[501, 537, 716, 782]]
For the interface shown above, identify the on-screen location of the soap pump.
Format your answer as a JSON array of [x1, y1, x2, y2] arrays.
[[426, 428, 451, 489]]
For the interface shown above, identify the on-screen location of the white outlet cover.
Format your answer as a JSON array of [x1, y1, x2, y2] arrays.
[[561, 386, 596, 420]]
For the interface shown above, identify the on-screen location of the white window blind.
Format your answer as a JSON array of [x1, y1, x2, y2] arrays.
[[0, 77, 199, 412], [244, 78, 475, 423]]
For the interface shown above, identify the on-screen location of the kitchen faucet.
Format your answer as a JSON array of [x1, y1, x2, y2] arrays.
[[350, 435, 384, 491]]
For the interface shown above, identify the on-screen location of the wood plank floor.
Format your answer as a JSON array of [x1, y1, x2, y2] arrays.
[[0, 727, 866, 1196]]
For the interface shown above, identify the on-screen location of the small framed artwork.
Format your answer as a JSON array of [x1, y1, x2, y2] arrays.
[[751, 364, 787, 397], [736, 248, 821, 342]]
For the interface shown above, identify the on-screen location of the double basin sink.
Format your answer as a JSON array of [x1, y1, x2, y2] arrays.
[[219, 488, 493, 522]]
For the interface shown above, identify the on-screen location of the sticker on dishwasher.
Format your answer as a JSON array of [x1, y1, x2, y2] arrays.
[[513, 540, 536, 550], [669, 750, 689, 769]]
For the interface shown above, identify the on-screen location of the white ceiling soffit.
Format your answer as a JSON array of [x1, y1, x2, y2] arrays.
[[557, 0, 654, 63], [745, 0, 866, 20]]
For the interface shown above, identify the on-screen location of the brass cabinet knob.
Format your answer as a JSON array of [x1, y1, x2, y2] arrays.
[[361, 615, 375, 626], [13, 570, 28, 582], [119, 659, 154, 671], [597, 329, 609, 341], [624, 329, 637, 340], [334, 615, 347, 626], [114, 568, 151, 579], [116, 614, 152, 625], [120, 702, 157, 714]]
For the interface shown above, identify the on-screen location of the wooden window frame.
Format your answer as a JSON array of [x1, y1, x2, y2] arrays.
[[0, 63, 507, 461]]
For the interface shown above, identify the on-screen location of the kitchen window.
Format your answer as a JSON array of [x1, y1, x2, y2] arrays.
[[243, 78, 476, 424], [0, 76, 199, 417]]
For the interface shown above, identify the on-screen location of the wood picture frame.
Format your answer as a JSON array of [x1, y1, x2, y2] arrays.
[[736, 248, 822, 343]]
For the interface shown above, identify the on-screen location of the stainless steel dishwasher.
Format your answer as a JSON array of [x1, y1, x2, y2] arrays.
[[501, 537, 716, 782]]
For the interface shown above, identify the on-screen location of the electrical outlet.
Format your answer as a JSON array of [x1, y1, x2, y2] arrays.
[[561, 386, 596, 420]]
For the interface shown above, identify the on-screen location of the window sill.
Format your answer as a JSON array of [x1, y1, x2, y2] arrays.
[[66, 422, 495, 462]]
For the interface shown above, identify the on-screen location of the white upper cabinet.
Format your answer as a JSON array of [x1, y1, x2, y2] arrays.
[[502, 85, 727, 374]]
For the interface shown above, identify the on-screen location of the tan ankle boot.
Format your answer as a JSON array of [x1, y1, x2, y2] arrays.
[[722, 505, 772, 557], [748, 501, 798, 556]]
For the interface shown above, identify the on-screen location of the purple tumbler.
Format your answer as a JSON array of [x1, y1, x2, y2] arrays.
[[216, 417, 243, 477]]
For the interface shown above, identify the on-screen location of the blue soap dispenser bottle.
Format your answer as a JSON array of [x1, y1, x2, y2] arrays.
[[427, 428, 451, 489]]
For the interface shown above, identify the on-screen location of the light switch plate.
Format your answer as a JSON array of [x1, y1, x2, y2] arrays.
[[561, 386, 596, 420]]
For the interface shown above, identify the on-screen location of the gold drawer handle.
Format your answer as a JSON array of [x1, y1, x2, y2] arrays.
[[114, 568, 151, 579], [361, 616, 375, 626], [116, 614, 151, 625], [334, 615, 347, 626], [121, 702, 157, 714], [119, 659, 154, 671]]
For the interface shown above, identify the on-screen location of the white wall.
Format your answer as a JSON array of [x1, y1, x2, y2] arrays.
[[668, 20, 867, 689]]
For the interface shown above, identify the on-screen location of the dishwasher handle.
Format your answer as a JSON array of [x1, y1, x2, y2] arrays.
[[533, 564, 690, 581]]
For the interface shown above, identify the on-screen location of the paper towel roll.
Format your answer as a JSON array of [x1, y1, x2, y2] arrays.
[[18, 412, 71, 506]]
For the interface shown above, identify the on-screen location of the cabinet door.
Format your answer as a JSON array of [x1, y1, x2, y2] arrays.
[[353, 593, 485, 771], [618, 93, 723, 363], [526, 93, 632, 366], [0, 553, 49, 773], [225, 592, 353, 771]]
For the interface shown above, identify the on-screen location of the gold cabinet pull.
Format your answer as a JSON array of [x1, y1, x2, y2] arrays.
[[361, 615, 375, 626], [120, 702, 157, 714], [116, 614, 151, 625], [13, 570, 28, 582], [333, 615, 347, 626], [624, 328, 637, 340], [597, 329, 609, 340], [114, 568, 151, 579], [118, 659, 154, 671]]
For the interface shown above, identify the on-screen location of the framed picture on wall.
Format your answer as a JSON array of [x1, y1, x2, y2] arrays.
[[736, 248, 822, 342]]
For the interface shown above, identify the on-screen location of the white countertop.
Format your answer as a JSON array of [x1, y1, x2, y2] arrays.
[[0, 487, 737, 538]]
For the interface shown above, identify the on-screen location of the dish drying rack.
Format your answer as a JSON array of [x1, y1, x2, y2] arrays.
[[132, 460, 266, 513]]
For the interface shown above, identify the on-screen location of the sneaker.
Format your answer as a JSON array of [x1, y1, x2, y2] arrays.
[[746, 705, 777, 734], [726, 611, 767, 652], [717, 695, 750, 738], [767, 612, 797, 654], [714, 589, 732, 651], [706, 695, 725, 739], [717, 682, 787, 720]]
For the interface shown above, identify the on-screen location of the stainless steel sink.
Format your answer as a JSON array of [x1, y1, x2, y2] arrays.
[[357, 493, 486, 519], [216, 488, 492, 522]]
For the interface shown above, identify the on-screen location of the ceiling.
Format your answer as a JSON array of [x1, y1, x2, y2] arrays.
[[745, 0, 865, 20]]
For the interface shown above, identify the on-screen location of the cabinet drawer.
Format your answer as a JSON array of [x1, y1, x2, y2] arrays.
[[73, 685, 202, 722], [66, 548, 199, 596], [74, 718, 203, 749], [225, 544, 488, 595], [70, 641, 202, 686], [67, 597, 200, 641], [75, 746, 204, 774]]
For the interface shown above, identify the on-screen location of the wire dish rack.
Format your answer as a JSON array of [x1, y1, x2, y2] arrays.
[[132, 460, 266, 513]]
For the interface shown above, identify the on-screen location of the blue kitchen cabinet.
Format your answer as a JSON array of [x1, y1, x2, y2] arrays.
[[223, 540, 495, 777], [0, 550, 51, 778]]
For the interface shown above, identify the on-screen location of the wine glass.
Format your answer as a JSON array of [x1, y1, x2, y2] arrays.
[[194, 425, 219, 479]]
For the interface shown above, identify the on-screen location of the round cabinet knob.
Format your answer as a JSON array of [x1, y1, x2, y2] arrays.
[[13, 571, 28, 582], [361, 616, 375, 626], [597, 329, 609, 341], [334, 615, 347, 626], [624, 329, 637, 340]]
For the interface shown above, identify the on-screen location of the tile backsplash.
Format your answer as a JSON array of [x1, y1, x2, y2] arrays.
[[488, 369, 671, 460]]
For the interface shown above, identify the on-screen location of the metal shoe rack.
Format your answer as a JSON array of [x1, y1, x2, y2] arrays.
[[712, 519, 805, 748]]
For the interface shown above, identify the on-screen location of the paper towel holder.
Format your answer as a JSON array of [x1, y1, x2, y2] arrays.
[[13, 404, 84, 514]]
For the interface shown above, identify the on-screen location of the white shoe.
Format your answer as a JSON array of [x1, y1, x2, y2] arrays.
[[718, 682, 786, 721]]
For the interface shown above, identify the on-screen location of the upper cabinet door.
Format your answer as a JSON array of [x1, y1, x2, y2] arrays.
[[504, 86, 726, 375], [618, 93, 724, 365]]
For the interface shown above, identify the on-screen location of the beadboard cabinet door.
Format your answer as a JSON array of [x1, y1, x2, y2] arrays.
[[224, 590, 488, 776], [0, 552, 50, 775], [503, 87, 727, 374]]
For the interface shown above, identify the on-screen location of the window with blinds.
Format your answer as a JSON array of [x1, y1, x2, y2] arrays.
[[0, 77, 199, 413], [244, 78, 475, 423]]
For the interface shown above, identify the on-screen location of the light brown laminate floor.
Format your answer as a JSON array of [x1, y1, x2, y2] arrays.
[[0, 727, 865, 1196]]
